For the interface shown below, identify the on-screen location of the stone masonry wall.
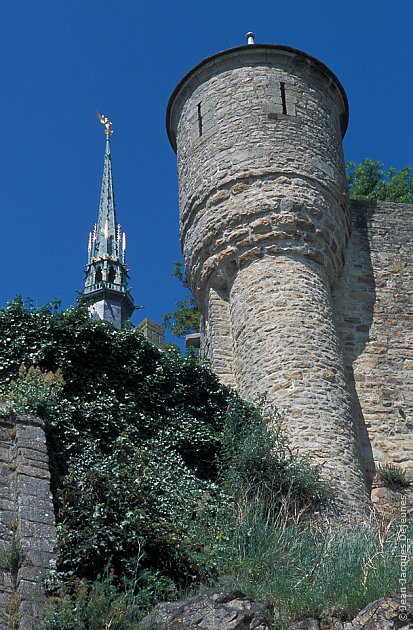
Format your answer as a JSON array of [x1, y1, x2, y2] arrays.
[[230, 254, 368, 508], [174, 52, 350, 298], [334, 200, 413, 478], [201, 287, 236, 389], [169, 47, 370, 512], [0, 408, 55, 629]]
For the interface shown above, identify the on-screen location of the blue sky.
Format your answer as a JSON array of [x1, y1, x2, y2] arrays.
[[0, 1, 411, 341]]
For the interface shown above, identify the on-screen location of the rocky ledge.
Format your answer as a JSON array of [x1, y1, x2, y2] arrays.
[[138, 592, 412, 630]]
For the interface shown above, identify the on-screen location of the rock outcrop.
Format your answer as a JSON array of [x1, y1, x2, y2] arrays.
[[138, 590, 270, 629], [138, 593, 412, 630]]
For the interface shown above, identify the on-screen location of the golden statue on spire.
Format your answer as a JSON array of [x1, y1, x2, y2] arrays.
[[96, 112, 113, 136]]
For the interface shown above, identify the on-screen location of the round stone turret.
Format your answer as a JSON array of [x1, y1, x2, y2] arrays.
[[167, 42, 369, 513]]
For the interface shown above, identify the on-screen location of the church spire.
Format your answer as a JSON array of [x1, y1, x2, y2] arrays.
[[81, 114, 134, 328], [92, 128, 121, 260]]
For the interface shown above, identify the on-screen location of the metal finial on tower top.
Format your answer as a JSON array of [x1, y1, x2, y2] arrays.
[[246, 32, 255, 45], [96, 111, 113, 136]]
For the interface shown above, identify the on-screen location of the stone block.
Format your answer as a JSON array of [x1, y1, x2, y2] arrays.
[[18, 564, 48, 583], [15, 475, 50, 498], [17, 578, 46, 603], [19, 520, 56, 540], [18, 506, 55, 526], [20, 537, 55, 554], [17, 465, 50, 480], [25, 549, 54, 571]]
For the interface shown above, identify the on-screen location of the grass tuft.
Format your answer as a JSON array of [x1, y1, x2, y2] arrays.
[[377, 464, 411, 488]]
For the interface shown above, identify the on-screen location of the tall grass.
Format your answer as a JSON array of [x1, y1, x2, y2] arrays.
[[207, 496, 410, 627]]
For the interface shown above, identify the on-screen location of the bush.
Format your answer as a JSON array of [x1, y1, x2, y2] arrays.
[[377, 463, 411, 488], [219, 398, 331, 514], [54, 441, 215, 585], [36, 572, 140, 630], [0, 299, 255, 589], [0, 365, 65, 417]]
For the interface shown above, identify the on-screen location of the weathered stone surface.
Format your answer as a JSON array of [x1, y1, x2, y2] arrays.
[[168, 42, 413, 513], [168, 45, 369, 512], [229, 255, 368, 511], [19, 519, 56, 540], [370, 477, 412, 520], [18, 506, 55, 526], [17, 465, 50, 479], [138, 591, 270, 629], [18, 579, 50, 630], [288, 595, 413, 630], [0, 413, 55, 628], [345, 594, 413, 629], [139, 593, 413, 630], [334, 200, 413, 481], [288, 619, 320, 630], [319, 617, 343, 630], [15, 475, 51, 498]]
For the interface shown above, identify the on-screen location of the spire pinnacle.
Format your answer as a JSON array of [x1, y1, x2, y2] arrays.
[[96, 111, 113, 137]]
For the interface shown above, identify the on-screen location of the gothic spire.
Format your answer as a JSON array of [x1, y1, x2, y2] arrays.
[[93, 134, 119, 259], [81, 115, 134, 328]]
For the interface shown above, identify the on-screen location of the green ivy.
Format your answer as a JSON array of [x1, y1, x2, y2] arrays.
[[0, 298, 240, 587]]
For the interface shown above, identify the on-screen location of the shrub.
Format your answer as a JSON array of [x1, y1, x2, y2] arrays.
[[0, 299, 249, 587], [377, 463, 411, 488], [0, 365, 65, 417], [219, 398, 331, 514], [36, 572, 140, 630]]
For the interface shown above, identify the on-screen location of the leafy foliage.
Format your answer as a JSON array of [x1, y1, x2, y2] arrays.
[[36, 572, 142, 630], [219, 399, 331, 512], [346, 159, 413, 203], [2, 365, 65, 417], [0, 297, 231, 588], [163, 262, 200, 337]]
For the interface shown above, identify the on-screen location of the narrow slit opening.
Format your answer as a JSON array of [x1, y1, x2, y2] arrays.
[[197, 102, 203, 136], [280, 82, 287, 115]]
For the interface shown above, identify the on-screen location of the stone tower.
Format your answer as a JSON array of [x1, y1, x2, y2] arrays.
[[81, 115, 134, 328], [167, 37, 370, 511]]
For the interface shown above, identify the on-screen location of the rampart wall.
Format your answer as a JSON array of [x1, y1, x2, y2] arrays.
[[334, 200, 413, 478]]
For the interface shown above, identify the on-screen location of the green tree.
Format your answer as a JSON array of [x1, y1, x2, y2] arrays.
[[346, 159, 413, 203], [163, 262, 200, 337]]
